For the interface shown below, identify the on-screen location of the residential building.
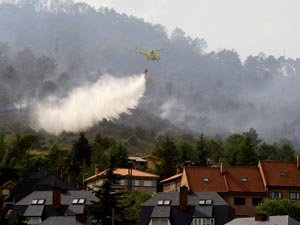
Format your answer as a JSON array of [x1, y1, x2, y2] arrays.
[[161, 157, 300, 217], [5, 168, 76, 205], [142, 155, 162, 171], [9, 186, 98, 225], [258, 160, 300, 202], [84, 167, 159, 193], [225, 215, 300, 225], [139, 186, 234, 225]]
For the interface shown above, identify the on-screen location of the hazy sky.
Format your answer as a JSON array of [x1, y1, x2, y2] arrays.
[[78, 0, 299, 60]]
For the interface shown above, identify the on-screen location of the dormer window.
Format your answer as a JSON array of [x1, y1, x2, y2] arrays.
[[31, 199, 45, 205], [31, 200, 38, 205], [37, 199, 45, 205], [78, 198, 85, 204], [279, 171, 287, 177], [205, 199, 213, 205], [203, 177, 210, 183], [157, 200, 171, 206], [72, 198, 86, 205], [241, 177, 248, 183], [199, 200, 205, 205], [199, 199, 213, 206], [163, 200, 171, 205], [157, 200, 164, 205]]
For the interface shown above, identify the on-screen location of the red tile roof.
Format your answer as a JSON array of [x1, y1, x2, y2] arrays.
[[174, 166, 266, 193], [185, 167, 228, 192], [225, 167, 265, 192], [259, 160, 300, 187]]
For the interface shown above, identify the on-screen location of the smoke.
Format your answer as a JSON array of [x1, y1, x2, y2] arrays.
[[32, 74, 146, 135]]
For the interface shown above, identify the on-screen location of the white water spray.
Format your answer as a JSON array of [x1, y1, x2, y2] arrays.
[[33, 74, 146, 135]]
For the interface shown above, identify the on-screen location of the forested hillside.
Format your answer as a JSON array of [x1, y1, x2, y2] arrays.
[[0, 1, 300, 145]]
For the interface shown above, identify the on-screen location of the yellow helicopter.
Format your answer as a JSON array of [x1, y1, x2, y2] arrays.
[[135, 48, 163, 61]]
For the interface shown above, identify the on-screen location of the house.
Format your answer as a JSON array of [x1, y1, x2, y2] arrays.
[[84, 167, 159, 193], [161, 157, 300, 217], [139, 186, 234, 225], [128, 156, 147, 170], [9, 186, 98, 225], [142, 155, 163, 171], [6, 168, 76, 205], [258, 159, 300, 201], [225, 215, 300, 225]]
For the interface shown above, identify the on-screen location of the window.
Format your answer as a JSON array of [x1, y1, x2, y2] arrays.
[[72, 198, 85, 204], [234, 197, 245, 205], [241, 177, 248, 183], [252, 198, 263, 206], [151, 218, 169, 225], [271, 192, 282, 199], [119, 179, 125, 185], [191, 218, 214, 225], [279, 171, 287, 177], [37, 199, 45, 205], [31, 199, 45, 205], [199, 200, 205, 206], [144, 180, 153, 187], [134, 180, 140, 186], [203, 177, 210, 183], [157, 200, 171, 206], [31, 199, 38, 205], [205, 199, 213, 205], [157, 200, 164, 206], [290, 192, 300, 200], [78, 198, 85, 204], [163, 200, 171, 205]]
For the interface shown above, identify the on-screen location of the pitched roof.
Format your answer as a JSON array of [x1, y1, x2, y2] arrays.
[[184, 167, 228, 192], [7, 169, 76, 202], [142, 191, 228, 206], [160, 173, 182, 183], [259, 160, 300, 187], [225, 215, 300, 225], [41, 216, 86, 225], [225, 167, 266, 192], [15, 190, 98, 206], [84, 168, 159, 182]]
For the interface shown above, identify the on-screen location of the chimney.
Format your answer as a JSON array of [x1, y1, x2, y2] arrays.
[[52, 186, 61, 209], [179, 186, 188, 211], [220, 163, 226, 175], [95, 165, 101, 175], [255, 214, 268, 221], [297, 155, 300, 169]]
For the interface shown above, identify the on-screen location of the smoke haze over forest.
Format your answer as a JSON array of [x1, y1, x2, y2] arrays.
[[1, 1, 300, 145]]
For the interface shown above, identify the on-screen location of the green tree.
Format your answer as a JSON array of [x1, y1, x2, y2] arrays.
[[108, 143, 128, 168], [256, 199, 300, 221], [175, 139, 194, 164], [257, 142, 279, 160], [153, 134, 177, 179], [91, 135, 114, 169], [223, 134, 243, 165], [118, 191, 151, 225], [236, 135, 258, 166], [88, 168, 123, 225], [194, 134, 208, 166], [72, 132, 92, 166]]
